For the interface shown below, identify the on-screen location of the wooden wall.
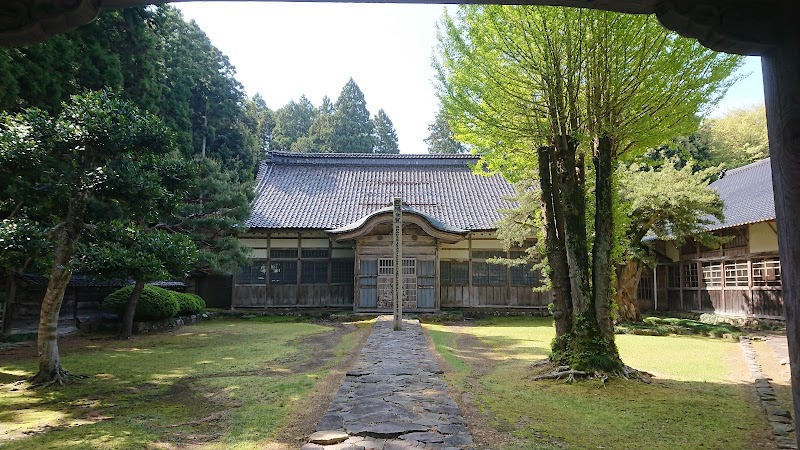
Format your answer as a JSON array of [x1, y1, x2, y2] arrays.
[[234, 228, 545, 311], [439, 286, 551, 308], [232, 230, 355, 309], [639, 224, 785, 319]]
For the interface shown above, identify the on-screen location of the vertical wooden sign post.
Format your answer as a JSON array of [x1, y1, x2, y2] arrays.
[[393, 197, 403, 331]]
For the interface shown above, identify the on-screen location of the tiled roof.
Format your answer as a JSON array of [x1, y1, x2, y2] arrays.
[[247, 152, 516, 230], [707, 158, 775, 230]]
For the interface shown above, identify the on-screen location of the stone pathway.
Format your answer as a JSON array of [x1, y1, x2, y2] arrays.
[[302, 316, 474, 450], [741, 336, 798, 449]]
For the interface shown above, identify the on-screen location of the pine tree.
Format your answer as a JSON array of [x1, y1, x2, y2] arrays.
[[372, 109, 400, 153], [331, 78, 373, 153]]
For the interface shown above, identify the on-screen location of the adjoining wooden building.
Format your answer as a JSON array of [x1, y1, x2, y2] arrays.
[[638, 158, 783, 318], [233, 151, 550, 312]]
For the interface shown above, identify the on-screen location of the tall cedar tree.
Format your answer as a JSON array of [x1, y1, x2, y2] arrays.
[[271, 96, 314, 151], [332, 78, 374, 153], [293, 96, 335, 153], [425, 106, 467, 154], [372, 109, 400, 154], [0, 6, 261, 181], [436, 6, 741, 372]]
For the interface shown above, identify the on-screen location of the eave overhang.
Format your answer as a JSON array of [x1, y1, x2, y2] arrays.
[[326, 206, 469, 244]]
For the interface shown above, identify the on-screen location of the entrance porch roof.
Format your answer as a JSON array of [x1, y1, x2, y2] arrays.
[[327, 205, 469, 244]]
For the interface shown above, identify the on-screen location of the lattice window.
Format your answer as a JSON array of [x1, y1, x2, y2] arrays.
[[683, 263, 698, 288], [331, 259, 354, 284], [668, 264, 681, 289], [270, 261, 297, 284], [378, 258, 394, 276], [236, 259, 267, 285], [402, 258, 416, 276], [638, 274, 653, 300], [473, 261, 506, 286], [511, 263, 538, 286], [270, 248, 298, 259], [301, 261, 328, 284], [702, 262, 722, 287], [301, 248, 330, 258], [724, 260, 749, 287], [441, 261, 468, 285], [753, 258, 781, 287]]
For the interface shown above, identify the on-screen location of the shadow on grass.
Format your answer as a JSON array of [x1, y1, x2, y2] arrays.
[[0, 318, 355, 450], [427, 319, 778, 450]]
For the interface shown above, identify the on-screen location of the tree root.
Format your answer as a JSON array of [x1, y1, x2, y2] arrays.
[[530, 360, 653, 384], [29, 367, 86, 389]]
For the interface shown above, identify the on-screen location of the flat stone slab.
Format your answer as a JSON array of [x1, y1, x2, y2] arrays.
[[309, 430, 350, 445], [306, 316, 474, 449]]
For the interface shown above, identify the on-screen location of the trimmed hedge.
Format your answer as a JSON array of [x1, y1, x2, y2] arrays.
[[102, 285, 179, 321], [175, 292, 206, 316]]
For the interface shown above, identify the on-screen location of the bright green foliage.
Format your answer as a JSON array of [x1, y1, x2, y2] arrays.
[[372, 109, 400, 154], [331, 78, 374, 153], [618, 161, 725, 251], [436, 6, 742, 162], [436, 5, 742, 372], [103, 285, 180, 321], [702, 104, 769, 169], [425, 106, 467, 154], [175, 292, 206, 316], [271, 96, 315, 151]]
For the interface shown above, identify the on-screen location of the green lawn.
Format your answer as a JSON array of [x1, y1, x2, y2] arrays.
[[425, 316, 774, 450], [0, 317, 369, 450]]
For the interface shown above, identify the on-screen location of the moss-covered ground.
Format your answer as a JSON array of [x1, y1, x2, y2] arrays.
[[0, 316, 371, 450], [425, 316, 777, 450]]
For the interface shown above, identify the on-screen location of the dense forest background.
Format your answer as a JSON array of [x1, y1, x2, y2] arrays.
[[0, 5, 405, 176]]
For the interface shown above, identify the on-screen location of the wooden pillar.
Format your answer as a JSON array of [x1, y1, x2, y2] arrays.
[[762, 18, 800, 437], [393, 197, 403, 331]]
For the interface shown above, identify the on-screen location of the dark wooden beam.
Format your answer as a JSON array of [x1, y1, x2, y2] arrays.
[[656, 0, 781, 55], [763, 4, 800, 436]]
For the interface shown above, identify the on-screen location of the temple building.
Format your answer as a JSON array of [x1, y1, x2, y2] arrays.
[[233, 151, 550, 312], [638, 158, 783, 318]]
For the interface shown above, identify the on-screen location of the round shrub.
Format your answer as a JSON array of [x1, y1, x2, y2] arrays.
[[175, 292, 206, 316], [102, 285, 180, 321]]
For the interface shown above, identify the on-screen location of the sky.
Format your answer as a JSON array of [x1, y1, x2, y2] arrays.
[[175, 2, 765, 154]]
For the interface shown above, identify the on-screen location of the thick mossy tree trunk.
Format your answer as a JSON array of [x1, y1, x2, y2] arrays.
[[537, 146, 572, 345], [592, 136, 616, 340], [119, 280, 146, 340], [546, 135, 622, 373], [615, 260, 643, 322], [31, 192, 88, 387]]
